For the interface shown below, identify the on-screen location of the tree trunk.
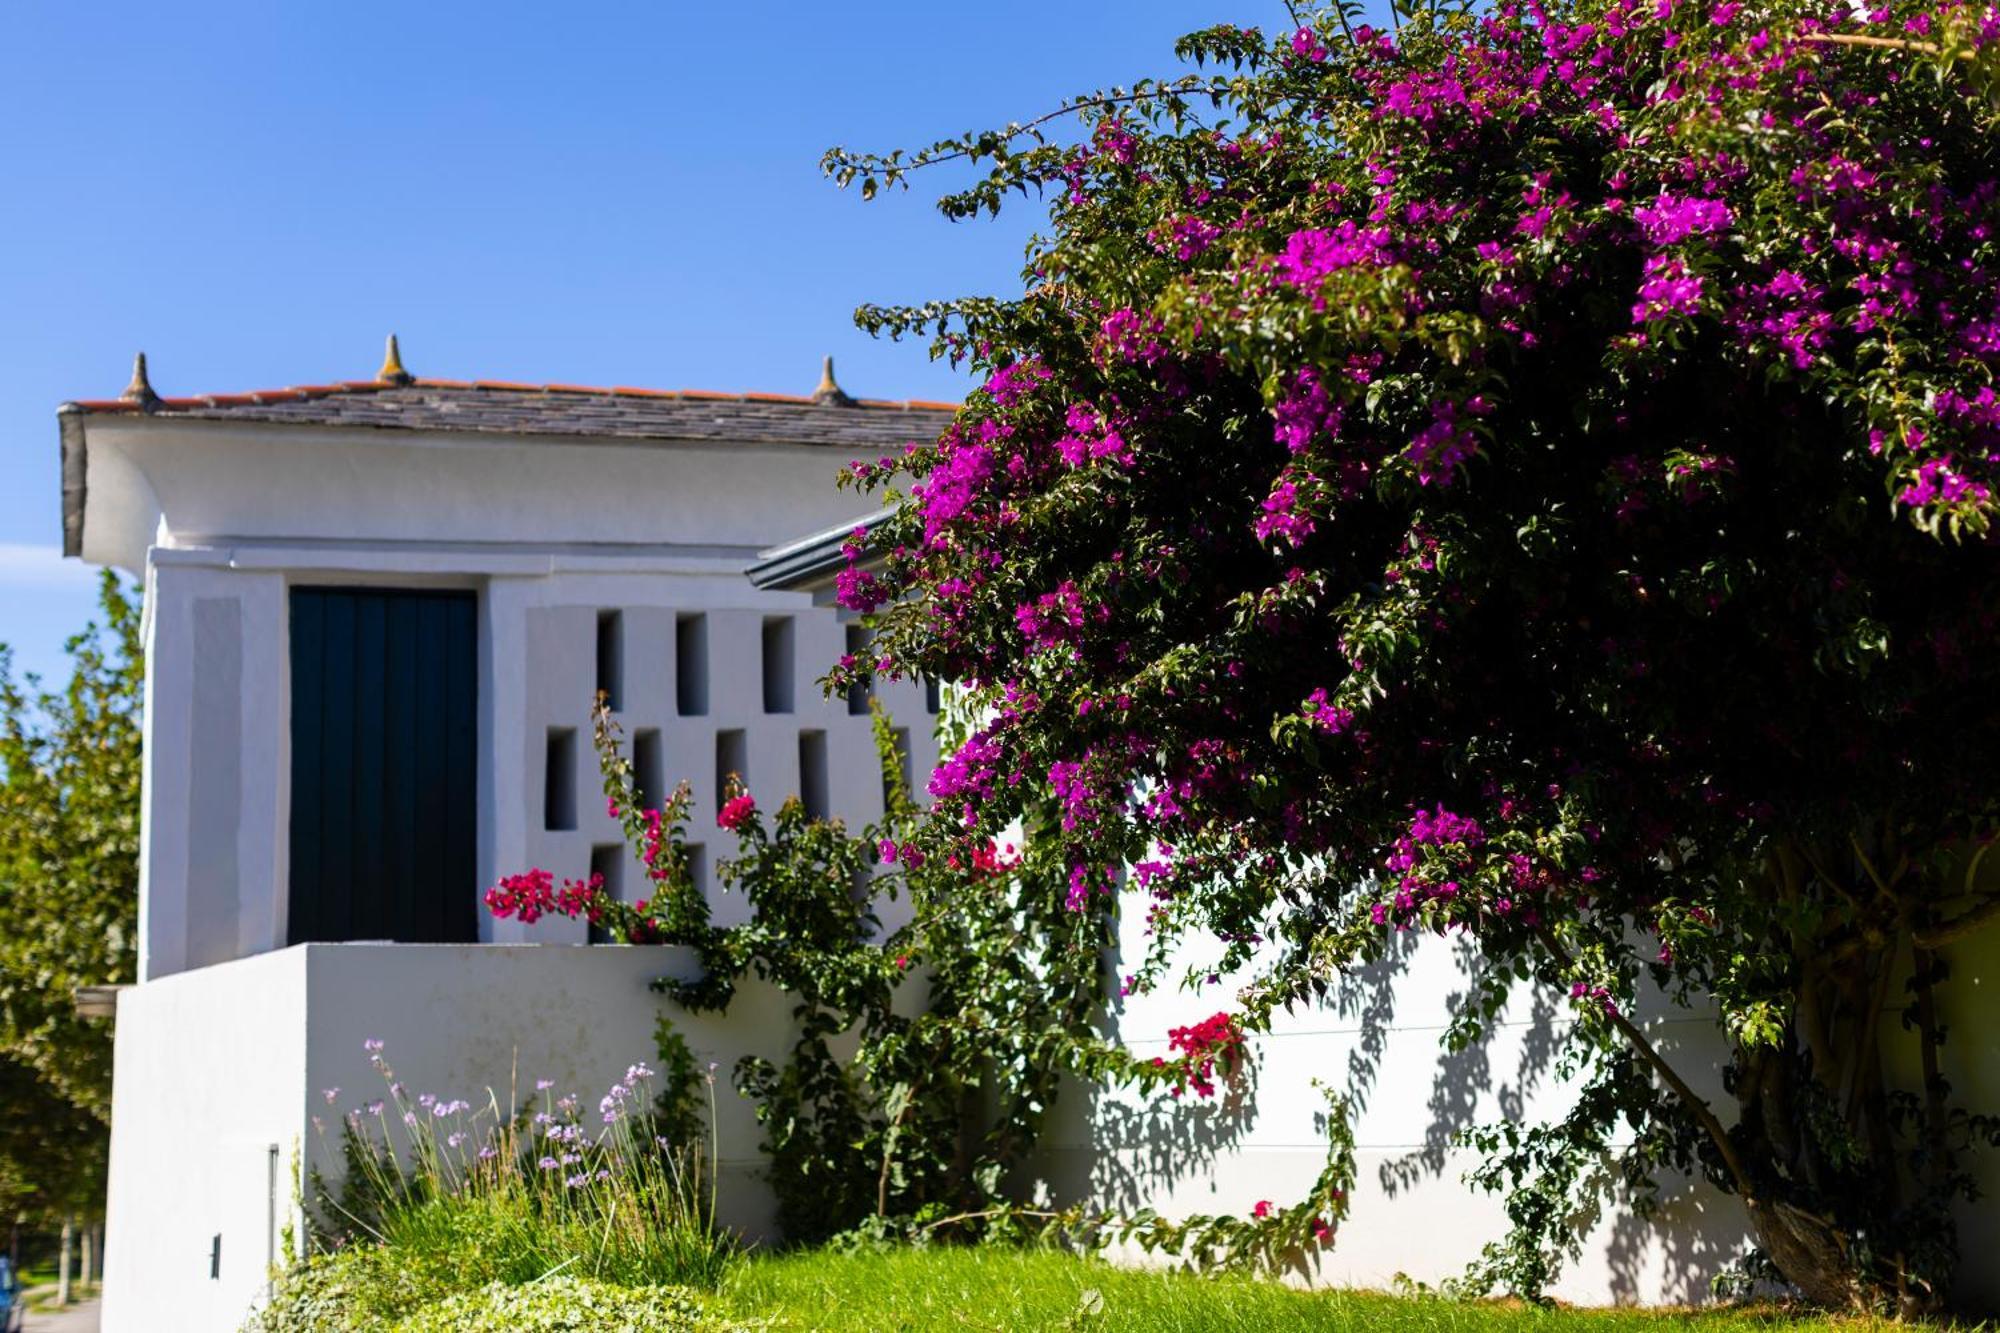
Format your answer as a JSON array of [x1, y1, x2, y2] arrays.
[[56, 1215, 72, 1306], [81, 1224, 94, 1290], [1748, 1198, 1936, 1319]]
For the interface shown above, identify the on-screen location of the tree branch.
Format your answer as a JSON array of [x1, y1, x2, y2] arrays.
[[1848, 832, 1904, 907], [823, 80, 1219, 185], [1535, 925, 1755, 1198], [1912, 891, 2000, 949], [1799, 32, 1945, 56], [1910, 946, 1952, 1196]]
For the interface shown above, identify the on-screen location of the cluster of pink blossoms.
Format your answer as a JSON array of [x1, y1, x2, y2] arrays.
[[1157, 1011, 1246, 1099], [1014, 580, 1091, 651], [484, 869, 603, 926]]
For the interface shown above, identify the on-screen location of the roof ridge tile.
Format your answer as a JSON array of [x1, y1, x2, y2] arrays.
[[62, 373, 962, 423]]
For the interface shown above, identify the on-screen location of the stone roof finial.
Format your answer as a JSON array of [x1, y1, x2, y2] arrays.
[[120, 352, 160, 409], [813, 355, 855, 407], [378, 333, 414, 386]]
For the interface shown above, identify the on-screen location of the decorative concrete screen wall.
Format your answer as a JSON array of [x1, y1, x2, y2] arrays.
[[509, 592, 937, 938], [101, 942, 807, 1333]]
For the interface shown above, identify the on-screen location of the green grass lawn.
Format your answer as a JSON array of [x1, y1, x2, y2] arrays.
[[722, 1248, 1904, 1333]]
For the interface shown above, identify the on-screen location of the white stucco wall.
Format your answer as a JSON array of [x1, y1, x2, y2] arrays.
[[75, 419, 890, 570], [101, 947, 307, 1333], [1034, 898, 2000, 1312], [101, 942, 810, 1333]]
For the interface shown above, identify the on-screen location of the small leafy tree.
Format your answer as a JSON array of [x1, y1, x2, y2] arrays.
[[821, 0, 2000, 1313], [0, 573, 143, 1232]]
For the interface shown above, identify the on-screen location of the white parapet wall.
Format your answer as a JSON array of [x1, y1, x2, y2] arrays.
[[102, 942, 795, 1333]]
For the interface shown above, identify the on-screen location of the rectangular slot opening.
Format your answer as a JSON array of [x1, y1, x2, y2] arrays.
[[762, 616, 795, 714], [595, 610, 624, 712], [685, 842, 708, 897], [544, 728, 577, 831], [715, 729, 748, 805], [588, 844, 623, 945], [886, 726, 912, 808], [632, 728, 663, 813], [924, 676, 941, 715], [845, 624, 873, 716], [675, 613, 709, 716], [798, 730, 829, 822]]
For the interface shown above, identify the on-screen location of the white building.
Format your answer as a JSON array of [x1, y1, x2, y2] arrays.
[[63, 344, 947, 1331], [60, 343, 2000, 1329]]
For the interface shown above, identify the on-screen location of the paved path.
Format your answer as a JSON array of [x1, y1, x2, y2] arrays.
[[22, 1299, 101, 1333]]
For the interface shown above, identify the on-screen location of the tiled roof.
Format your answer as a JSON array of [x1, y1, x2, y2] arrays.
[[62, 377, 960, 449], [56, 349, 960, 559]]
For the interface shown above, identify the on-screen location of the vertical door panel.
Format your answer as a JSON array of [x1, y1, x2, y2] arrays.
[[288, 588, 478, 945]]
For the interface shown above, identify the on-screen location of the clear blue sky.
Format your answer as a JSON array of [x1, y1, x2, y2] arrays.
[[0, 0, 1289, 687]]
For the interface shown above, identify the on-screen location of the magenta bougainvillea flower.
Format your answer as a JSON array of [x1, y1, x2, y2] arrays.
[[716, 793, 758, 832]]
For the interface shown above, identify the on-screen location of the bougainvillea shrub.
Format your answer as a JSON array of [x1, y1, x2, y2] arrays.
[[488, 703, 1353, 1264], [823, 0, 2000, 1312]]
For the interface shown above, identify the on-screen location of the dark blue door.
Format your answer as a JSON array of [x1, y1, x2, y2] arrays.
[[288, 587, 478, 944]]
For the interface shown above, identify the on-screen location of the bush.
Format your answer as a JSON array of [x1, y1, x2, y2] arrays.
[[393, 1275, 721, 1332], [248, 1042, 734, 1330], [251, 1260, 722, 1333], [314, 1041, 732, 1291], [246, 1244, 445, 1332]]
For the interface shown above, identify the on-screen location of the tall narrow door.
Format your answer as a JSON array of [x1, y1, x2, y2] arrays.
[[288, 587, 478, 944]]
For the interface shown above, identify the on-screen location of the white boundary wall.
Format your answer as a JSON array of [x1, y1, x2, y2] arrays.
[[1035, 901, 2000, 1311], [101, 943, 797, 1333]]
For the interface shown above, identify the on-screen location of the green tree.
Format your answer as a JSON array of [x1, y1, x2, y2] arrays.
[[0, 571, 143, 1233]]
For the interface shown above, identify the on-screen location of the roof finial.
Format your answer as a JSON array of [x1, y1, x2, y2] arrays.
[[813, 355, 854, 407], [378, 333, 413, 386], [120, 352, 160, 409]]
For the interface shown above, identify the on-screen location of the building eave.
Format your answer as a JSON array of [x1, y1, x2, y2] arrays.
[[747, 510, 890, 592], [59, 404, 88, 559]]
